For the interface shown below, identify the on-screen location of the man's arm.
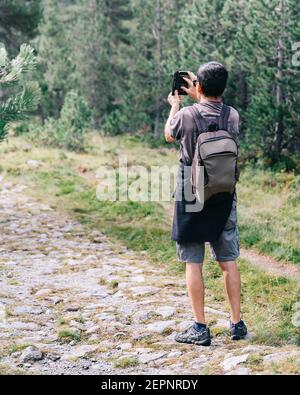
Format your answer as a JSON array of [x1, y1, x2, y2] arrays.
[[164, 90, 181, 143], [164, 72, 198, 143]]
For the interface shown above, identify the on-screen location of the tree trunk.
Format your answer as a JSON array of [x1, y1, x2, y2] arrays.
[[154, 0, 162, 139], [272, 0, 285, 159]]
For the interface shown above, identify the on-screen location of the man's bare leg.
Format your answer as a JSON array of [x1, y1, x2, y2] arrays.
[[186, 263, 205, 323], [219, 260, 241, 323]]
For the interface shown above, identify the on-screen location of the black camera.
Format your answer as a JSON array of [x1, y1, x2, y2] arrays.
[[172, 71, 196, 95]]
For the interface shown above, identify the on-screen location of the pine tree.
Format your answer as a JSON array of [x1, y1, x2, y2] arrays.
[[238, 0, 300, 159], [0, 0, 40, 54], [108, 0, 188, 137], [72, 0, 132, 127], [0, 43, 40, 140], [34, 0, 75, 119]]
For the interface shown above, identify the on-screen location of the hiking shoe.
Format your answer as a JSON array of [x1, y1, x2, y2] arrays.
[[230, 320, 247, 340], [175, 325, 211, 346]]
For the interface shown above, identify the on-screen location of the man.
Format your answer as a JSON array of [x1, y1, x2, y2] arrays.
[[164, 62, 247, 346]]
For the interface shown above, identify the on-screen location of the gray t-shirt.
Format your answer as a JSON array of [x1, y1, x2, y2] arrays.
[[170, 101, 239, 164]]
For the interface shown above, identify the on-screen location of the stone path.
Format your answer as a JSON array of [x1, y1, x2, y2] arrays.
[[0, 179, 299, 375]]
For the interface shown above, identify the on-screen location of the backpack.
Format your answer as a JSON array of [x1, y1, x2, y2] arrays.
[[189, 104, 239, 204]]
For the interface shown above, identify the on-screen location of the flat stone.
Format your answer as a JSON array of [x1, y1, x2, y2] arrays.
[[225, 367, 250, 375], [263, 351, 300, 365], [5, 321, 40, 331], [155, 306, 176, 319], [131, 275, 145, 283], [139, 352, 166, 364], [35, 289, 52, 297], [222, 354, 249, 371], [213, 318, 228, 328], [167, 351, 183, 358], [116, 342, 132, 351], [205, 307, 228, 317], [19, 346, 43, 363], [86, 325, 101, 335], [189, 355, 208, 369], [145, 320, 176, 334], [61, 345, 98, 361], [89, 334, 100, 341], [12, 306, 44, 315], [131, 286, 160, 296]]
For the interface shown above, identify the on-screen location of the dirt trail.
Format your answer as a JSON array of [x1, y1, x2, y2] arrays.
[[0, 179, 299, 375], [240, 248, 300, 280]]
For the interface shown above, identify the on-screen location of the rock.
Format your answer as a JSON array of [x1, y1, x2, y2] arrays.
[[131, 286, 160, 296], [131, 275, 145, 283], [189, 355, 208, 369], [155, 306, 176, 319], [213, 318, 228, 328], [139, 352, 166, 364], [145, 320, 176, 334], [35, 289, 52, 297], [64, 305, 80, 312], [47, 353, 60, 362], [222, 354, 249, 371], [27, 160, 41, 169], [116, 343, 132, 351], [69, 320, 85, 331], [89, 334, 100, 341], [167, 351, 183, 358], [225, 367, 250, 375], [132, 310, 155, 323], [113, 332, 127, 338], [61, 345, 98, 361], [9, 321, 39, 331], [11, 351, 22, 359], [177, 320, 193, 332], [86, 325, 101, 335], [12, 306, 44, 315], [133, 333, 153, 341], [79, 359, 92, 370], [19, 346, 43, 363], [204, 306, 228, 317], [0, 305, 6, 321], [263, 351, 300, 365], [48, 297, 63, 305]]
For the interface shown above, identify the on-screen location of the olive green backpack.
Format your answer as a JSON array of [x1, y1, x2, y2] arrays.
[[189, 104, 239, 203]]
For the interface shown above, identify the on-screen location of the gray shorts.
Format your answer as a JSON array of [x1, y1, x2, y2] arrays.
[[176, 200, 240, 264]]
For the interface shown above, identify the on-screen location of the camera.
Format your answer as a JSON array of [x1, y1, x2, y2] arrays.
[[172, 71, 195, 95]]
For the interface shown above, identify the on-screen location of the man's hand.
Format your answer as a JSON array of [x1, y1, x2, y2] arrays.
[[168, 90, 182, 107], [181, 71, 198, 101]]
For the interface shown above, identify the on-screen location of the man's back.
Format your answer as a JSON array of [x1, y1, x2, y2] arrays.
[[170, 101, 239, 165]]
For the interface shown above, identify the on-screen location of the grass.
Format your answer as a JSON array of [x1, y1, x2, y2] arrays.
[[0, 133, 299, 347], [109, 280, 119, 289], [58, 329, 81, 343], [113, 356, 139, 368], [9, 343, 31, 355]]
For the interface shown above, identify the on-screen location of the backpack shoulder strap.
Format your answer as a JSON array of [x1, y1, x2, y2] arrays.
[[219, 104, 231, 131], [189, 105, 208, 133]]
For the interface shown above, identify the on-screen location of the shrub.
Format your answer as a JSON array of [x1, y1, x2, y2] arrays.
[[32, 90, 91, 151]]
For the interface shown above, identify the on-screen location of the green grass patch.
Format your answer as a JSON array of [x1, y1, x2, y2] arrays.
[[58, 329, 81, 343], [113, 356, 139, 368]]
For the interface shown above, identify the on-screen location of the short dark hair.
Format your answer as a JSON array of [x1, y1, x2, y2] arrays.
[[197, 62, 228, 97]]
